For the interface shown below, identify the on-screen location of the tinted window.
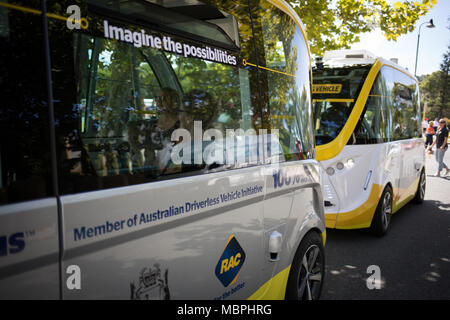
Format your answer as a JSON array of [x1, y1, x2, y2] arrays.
[[47, 0, 262, 194], [394, 71, 420, 139], [0, 1, 53, 204], [313, 65, 371, 145], [254, 1, 314, 160], [350, 72, 388, 144], [385, 67, 419, 140]]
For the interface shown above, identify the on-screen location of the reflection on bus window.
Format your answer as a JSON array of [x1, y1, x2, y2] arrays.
[[40, 0, 317, 195], [45, 0, 267, 195], [76, 34, 254, 179], [257, 1, 314, 161]]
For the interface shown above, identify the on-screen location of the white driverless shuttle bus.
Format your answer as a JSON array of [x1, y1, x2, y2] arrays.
[[0, 0, 326, 299], [313, 50, 425, 236]]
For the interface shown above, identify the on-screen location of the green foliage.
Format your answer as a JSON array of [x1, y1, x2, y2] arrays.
[[420, 44, 450, 119], [287, 0, 436, 55]]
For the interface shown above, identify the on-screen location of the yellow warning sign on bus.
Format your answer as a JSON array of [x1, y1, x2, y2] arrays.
[[312, 84, 342, 94]]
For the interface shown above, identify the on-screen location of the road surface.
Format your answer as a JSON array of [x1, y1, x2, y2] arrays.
[[322, 147, 450, 299]]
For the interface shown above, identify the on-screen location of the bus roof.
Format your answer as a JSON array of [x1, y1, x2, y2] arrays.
[[317, 49, 416, 82]]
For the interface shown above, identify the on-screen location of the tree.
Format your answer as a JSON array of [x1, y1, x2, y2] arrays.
[[420, 45, 450, 119], [287, 0, 436, 55]]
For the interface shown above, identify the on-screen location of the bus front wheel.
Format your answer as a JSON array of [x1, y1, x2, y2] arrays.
[[285, 231, 325, 300], [370, 185, 392, 237], [413, 169, 426, 204]]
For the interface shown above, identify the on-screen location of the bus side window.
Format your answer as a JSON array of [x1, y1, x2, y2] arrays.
[[48, 0, 262, 195], [361, 76, 383, 144], [380, 68, 393, 142], [352, 73, 386, 144], [381, 67, 403, 141], [374, 67, 419, 141], [392, 71, 417, 140], [77, 36, 164, 177]]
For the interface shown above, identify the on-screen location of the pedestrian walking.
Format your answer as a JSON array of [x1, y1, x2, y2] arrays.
[[422, 117, 429, 133], [433, 117, 439, 133], [425, 120, 435, 149], [428, 119, 449, 177]]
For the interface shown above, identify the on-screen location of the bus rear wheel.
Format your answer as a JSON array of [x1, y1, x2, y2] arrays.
[[370, 186, 392, 237]]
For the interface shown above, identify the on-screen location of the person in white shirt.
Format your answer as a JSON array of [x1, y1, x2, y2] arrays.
[[422, 118, 429, 133]]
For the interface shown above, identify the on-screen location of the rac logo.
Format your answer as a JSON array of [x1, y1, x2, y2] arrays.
[[215, 235, 246, 287], [220, 253, 241, 274], [0, 232, 25, 256]]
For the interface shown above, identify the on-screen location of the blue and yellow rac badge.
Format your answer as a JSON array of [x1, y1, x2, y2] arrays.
[[215, 235, 246, 287]]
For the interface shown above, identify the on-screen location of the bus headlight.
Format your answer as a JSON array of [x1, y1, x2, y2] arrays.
[[346, 158, 355, 168], [326, 167, 335, 176], [336, 162, 344, 170]]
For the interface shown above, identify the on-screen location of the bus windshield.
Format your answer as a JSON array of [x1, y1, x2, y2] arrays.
[[312, 65, 372, 145]]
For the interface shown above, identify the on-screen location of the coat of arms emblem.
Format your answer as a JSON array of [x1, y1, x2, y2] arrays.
[[130, 263, 170, 300]]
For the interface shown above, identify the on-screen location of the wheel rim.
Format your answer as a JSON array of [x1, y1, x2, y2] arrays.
[[419, 172, 426, 199], [381, 191, 392, 229], [297, 245, 323, 300]]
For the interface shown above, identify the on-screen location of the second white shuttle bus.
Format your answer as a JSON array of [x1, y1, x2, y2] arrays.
[[313, 50, 425, 236]]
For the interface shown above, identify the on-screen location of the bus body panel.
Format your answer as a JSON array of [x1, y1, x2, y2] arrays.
[[0, 199, 60, 299], [61, 165, 265, 299], [392, 139, 425, 213], [261, 160, 324, 296], [60, 160, 324, 299], [322, 138, 424, 229], [321, 144, 385, 229]]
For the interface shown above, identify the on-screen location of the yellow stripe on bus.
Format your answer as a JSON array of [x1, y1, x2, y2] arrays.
[[242, 59, 295, 78], [248, 265, 291, 300]]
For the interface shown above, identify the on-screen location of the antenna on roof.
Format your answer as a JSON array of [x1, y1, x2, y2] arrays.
[[315, 56, 324, 70], [390, 58, 399, 64]]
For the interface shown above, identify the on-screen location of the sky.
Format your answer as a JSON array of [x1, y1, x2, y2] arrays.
[[350, 0, 450, 76]]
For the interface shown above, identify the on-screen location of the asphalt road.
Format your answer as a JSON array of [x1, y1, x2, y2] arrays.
[[321, 147, 450, 300]]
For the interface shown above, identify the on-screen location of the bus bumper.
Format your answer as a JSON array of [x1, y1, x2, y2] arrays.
[[325, 183, 383, 230]]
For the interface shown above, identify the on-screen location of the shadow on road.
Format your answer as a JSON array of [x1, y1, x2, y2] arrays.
[[321, 150, 450, 299], [322, 199, 450, 300]]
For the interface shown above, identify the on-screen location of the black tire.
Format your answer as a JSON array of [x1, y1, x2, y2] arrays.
[[370, 185, 393, 237], [285, 231, 325, 300], [413, 169, 426, 204]]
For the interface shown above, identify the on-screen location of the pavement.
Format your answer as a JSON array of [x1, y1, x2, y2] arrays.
[[321, 146, 450, 299]]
